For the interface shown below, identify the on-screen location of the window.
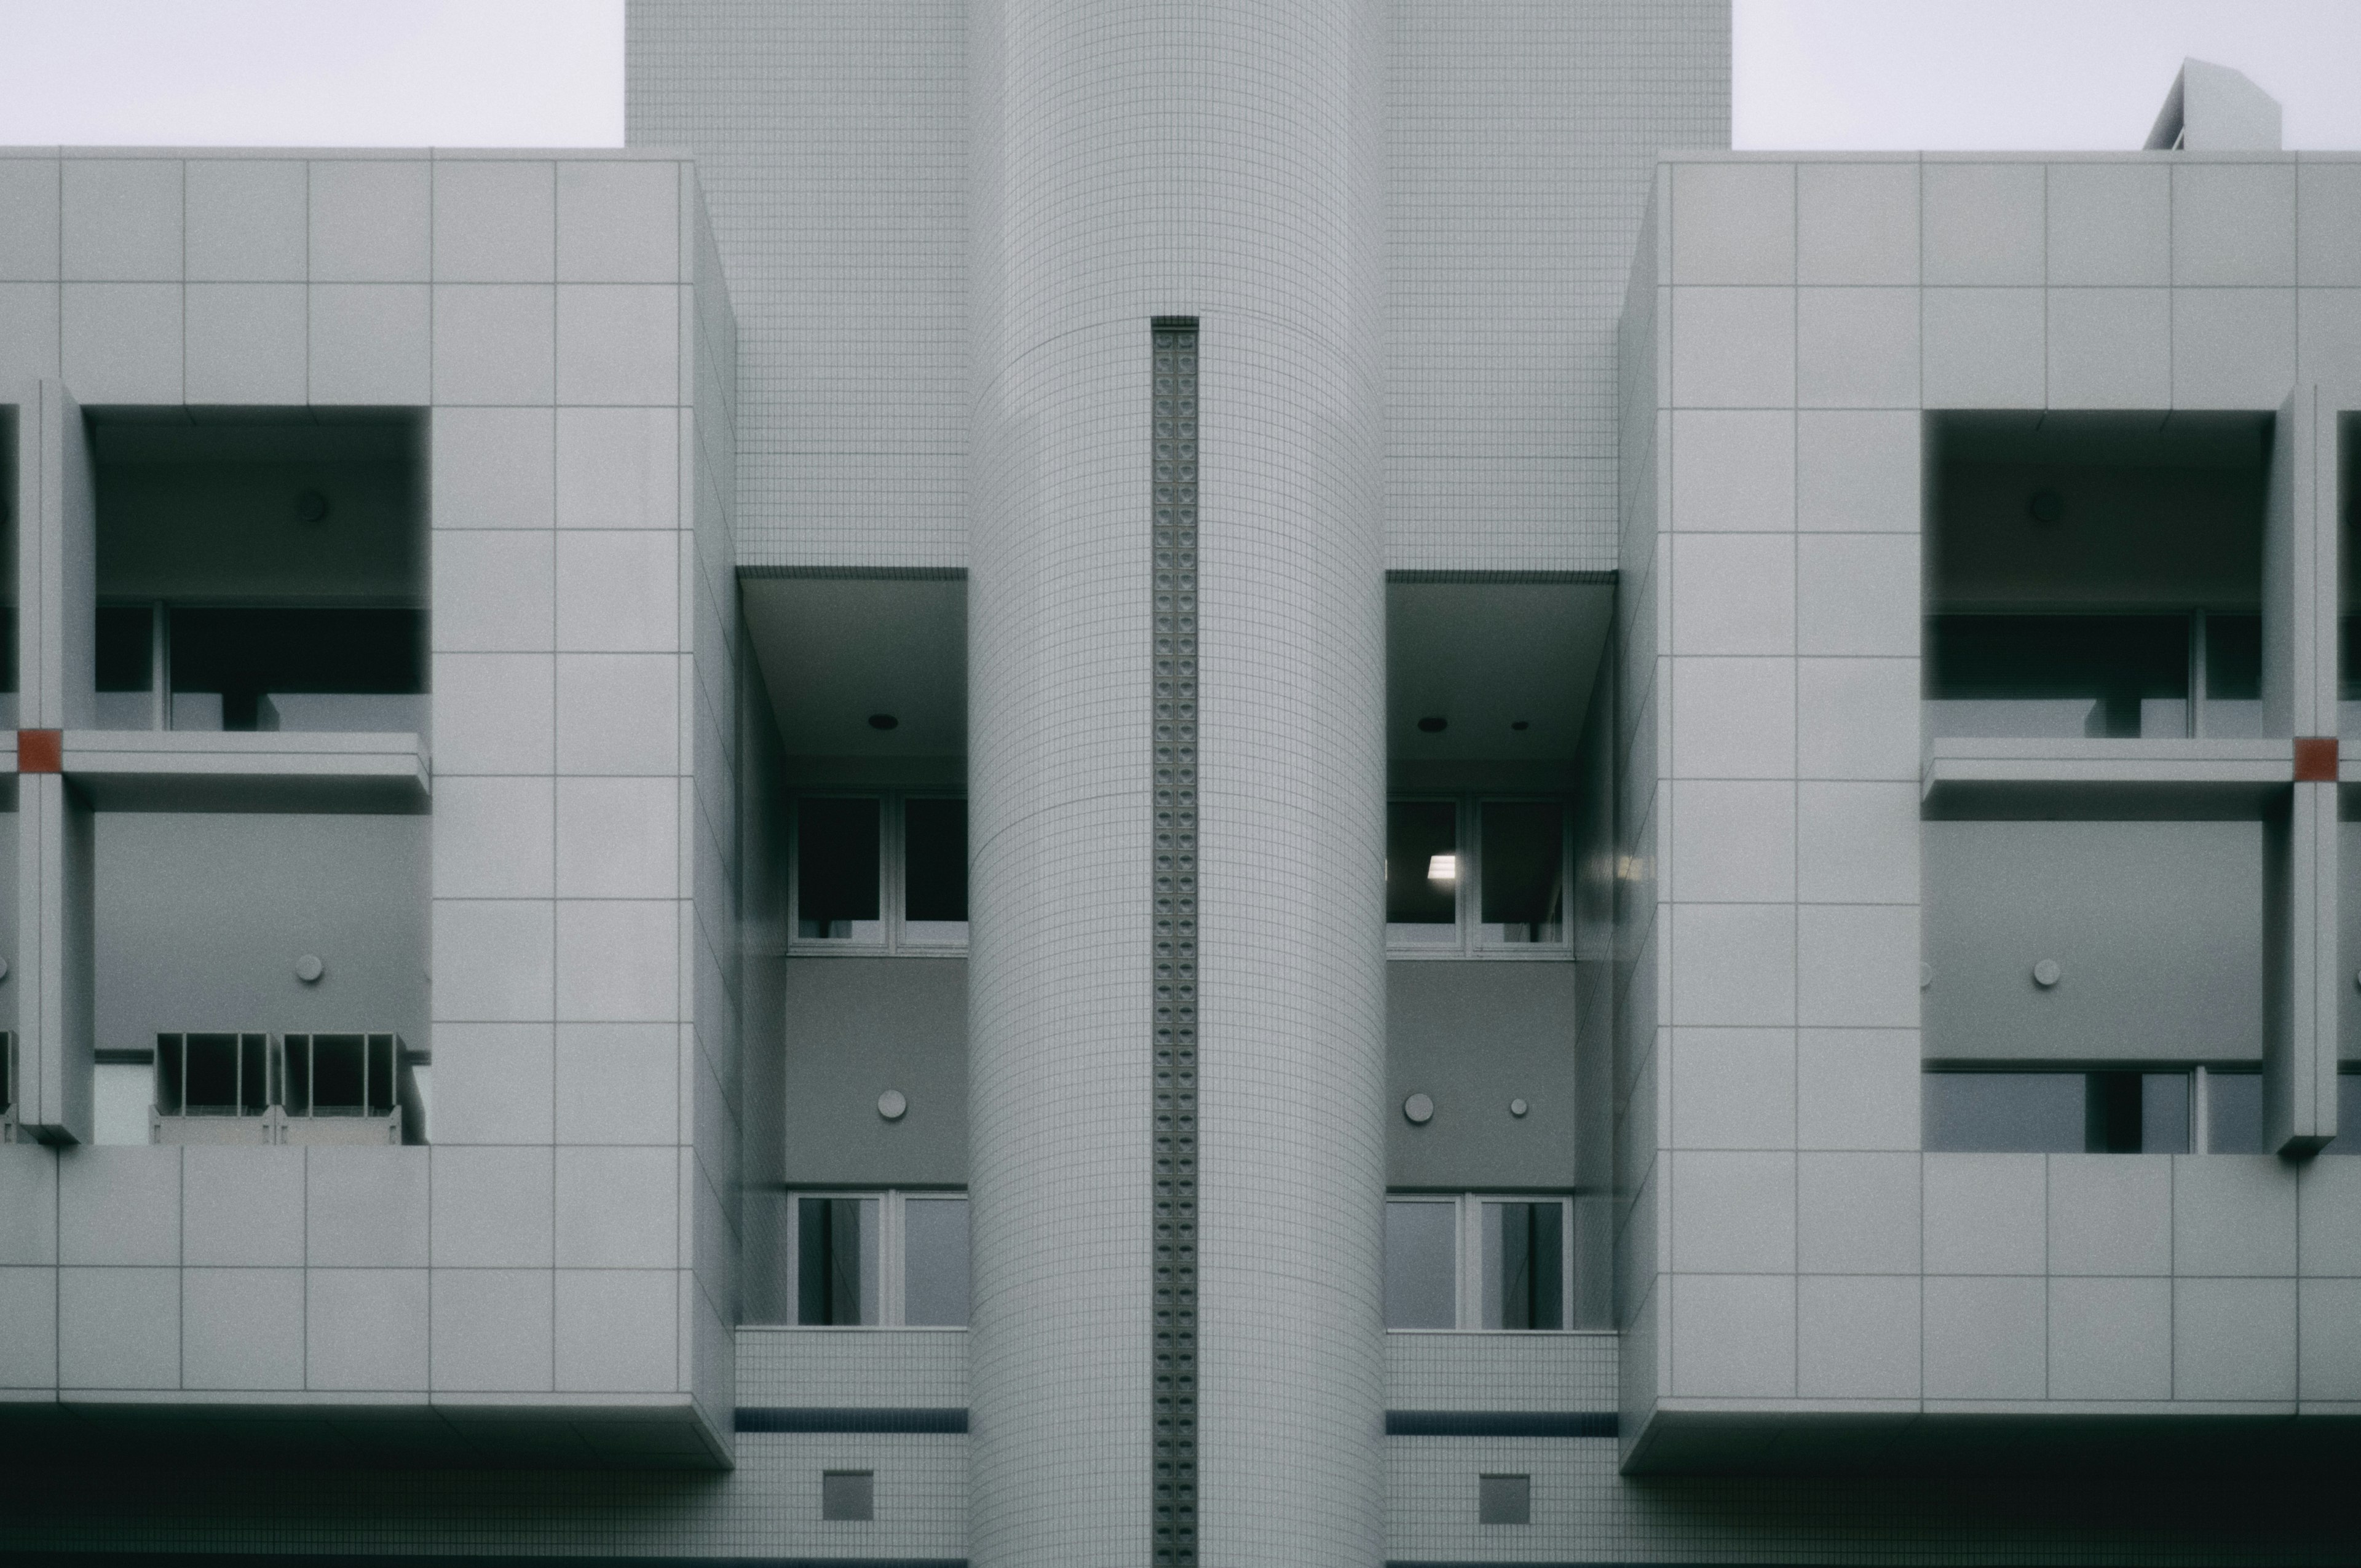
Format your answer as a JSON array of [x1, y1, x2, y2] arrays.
[[1927, 612, 2261, 740], [1922, 1066, 2293, 1153], [1383, 1195, 1570, 1331], [821, 1470, 874, 1523], [791, 1191, 969, 1326], [1385, 798, 1568, 956], [2321, 1071, 2361, 1154], [1478, 1473, 1531, 1526], [791, 794, 968, 952]]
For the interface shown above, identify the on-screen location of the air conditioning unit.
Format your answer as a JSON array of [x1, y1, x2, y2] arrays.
[[151, 1033, 280, 1145], [280, 1033, 416, 1146]]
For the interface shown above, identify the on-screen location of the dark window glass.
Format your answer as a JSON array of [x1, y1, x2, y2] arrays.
[[796, 1196, 878, 1325], [1481, 1201, 1564, 1330], [1383, 1200, 1456, 1328], [168, 607, 424, 730], [1928, 614, 2189, 737], [903, 1196, 970, 1326], [0, 607, 14, 694], [2206, 1070, 2264, 1153], [2325, 1073, 2361, 1154], [1479, 800, 1564, 943], [1387, 800, 1457, 929], [2206, 614, 2262, 700], [2138, 1071, 2191, 1154], [96, 605, 152, 691], [1927, 1070, 2193, 1152], [903, 797, 968, 926], [797, 797, 882, 939]]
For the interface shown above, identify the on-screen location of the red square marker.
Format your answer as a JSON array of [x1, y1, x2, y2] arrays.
[[15, 729, 61, 774], [2294, 736, 2338, 783]]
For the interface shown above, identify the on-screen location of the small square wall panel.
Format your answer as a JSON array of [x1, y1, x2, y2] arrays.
[[558, 162, 682, 285], [61, 160, 181, 282], [58, 1265, 179, 1390], [185, 283, 306, 404], [61, 282, 181, 403], [2049, 1277, 2170, 1400], [434, 162, 556, 283], [1797, 162, 1918, 286], [2174, 1277, 2296, 1401], [2045, 163, 2170, 286], [310, 161, 430, 283], [1923, 290, 2045, 408], [2173, 163, 2296, 286], [1671, 162, 1793, 286], [1923, 1275, 2045, 1400], [0, 159, 61, 281], [186, 160, 306, 283], [1923, 163, 2044, 287]]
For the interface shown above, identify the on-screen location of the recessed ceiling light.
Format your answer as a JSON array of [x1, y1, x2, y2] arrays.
[[868, 713, 898, 731], [1417, 715, 1447, 733], [1511, 720, 1529, 731]]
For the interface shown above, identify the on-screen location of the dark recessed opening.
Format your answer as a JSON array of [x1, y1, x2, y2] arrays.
[[868, 712, 898, 731], [1417, 715, 1447, 734]]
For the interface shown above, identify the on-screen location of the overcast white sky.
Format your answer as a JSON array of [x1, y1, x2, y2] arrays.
[[0, 0, 2354, 153]]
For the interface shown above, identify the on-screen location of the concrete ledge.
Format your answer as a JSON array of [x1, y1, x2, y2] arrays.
[[61, 730, 428, 813], [1923, 738, 2290, 819]]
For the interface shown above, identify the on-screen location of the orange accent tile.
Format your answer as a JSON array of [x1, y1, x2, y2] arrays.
[[15, 729, 61, 774], [2294, 736, 2338, 783]]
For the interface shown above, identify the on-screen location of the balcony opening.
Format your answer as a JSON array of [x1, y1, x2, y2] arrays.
[[1926, 411, 2271, 740]]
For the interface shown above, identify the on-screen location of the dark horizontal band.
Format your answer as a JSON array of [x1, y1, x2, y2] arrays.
[[1385, 1410, 1618, 1438], [734, 1407, 969, 1435]]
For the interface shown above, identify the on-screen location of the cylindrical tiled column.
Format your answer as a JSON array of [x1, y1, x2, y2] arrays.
[[968, 4, 1387, 1564]]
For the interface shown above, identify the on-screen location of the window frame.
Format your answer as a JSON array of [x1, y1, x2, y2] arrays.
[[785, 1187, 970, 1328], [788, 792, 969, 957], [1383, 1192, 1576, 1333], [1385, 794, 1574, 961]]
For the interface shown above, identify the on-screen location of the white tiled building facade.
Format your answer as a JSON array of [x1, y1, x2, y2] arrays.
[[2, 6, 2360, 1566]]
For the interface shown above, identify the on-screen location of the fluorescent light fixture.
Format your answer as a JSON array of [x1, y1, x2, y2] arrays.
[[1427, 854, 1457, 882]]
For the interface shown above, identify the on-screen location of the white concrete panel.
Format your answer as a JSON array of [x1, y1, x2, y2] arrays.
[[1797, 410, 1919, 533], [558, 284, 681, 405], [1667, 1028, 1795, 1150], [1671, 534, 1793, 656], [2299, 1278, 2361, 1398], [183, 1267, 304, 1390], [307, 284, 430, 404], [1795, 782, 1918, 906], [433, 532, 555, 653], [0, 1266, 58, 1387], [556, 407, 681, 530], [1923, 1274, 2044, 1398], [2298, 1156, 2361, 1275], [426, 1023, 556, 1148], [555, 1267, 678, 1392], [58, 1148, 180, 1267], [2173, 1156, 2297, 1275], [1669, 1273, 1794, 1397], [2046, 288, 2170, 409], [431, 653, 556, 776], [1922, 163, 2044, 287], [556, 1146, 678, 1269], [430, 899, 555, 1024], [1796, 658, 1918, 781], [1922, 289, 2044, 408], [432, 778, 555, 900], [1797, 1274, 1919, 1398], [310, 161, 432, 283], [1796, 162, 1917, 286], [2174, 1276, 2295, 1401], [57, 1266, 178, 1389], [60, 282, 181, 403], [0, 158, 61, 280], [1797, 904, 1918, 1029], [2047, 1277, 2170, 1400], [2298, 162, 2361, 286], [1671, 162, 1793, 286], [555, 1023, 678, 1146], [1669, 657, 1794, 779], [306, 1146, 429, 1269], [1796, 289, 1918, 409], [186, 160, 306, 283], [2046, 1156, 2171, 1276], [1796, 1029, 1920, 1152], [433, 162, 556, 283], [556, 532, 680, 652], [1798, 1152, 1920, 1274], [0, 282, 62, 390], [1669, 409, 1793, 532], [60, 159, 181, 281], [556, 776, 680, 900], [2045, 163, 2169, 286], [430, 1267, 553, 1392], [1670, 288, 1793, 409], [432, 285, 557, 406], [558, 162, 682, 283], [429, 1145, 555, 1268], [1796, 535, 1918, 658], [432, 406, 556, 530], [306, 1267, 429, 1391], [182, 1146, 304, 1268], [1667, 904, 1795, 1028], [184, 283, 306, 404], [555, 899, 681, 1022], [1667, 780, 1794, 904], [0, 1148, 59, 1265], [2296, 289, 2361, 392], [2172, 163, 2296, 286], [554, 654, 681, 776], [1923, 1154, 2045, 1275], [2173, 288, 2296, 408]]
